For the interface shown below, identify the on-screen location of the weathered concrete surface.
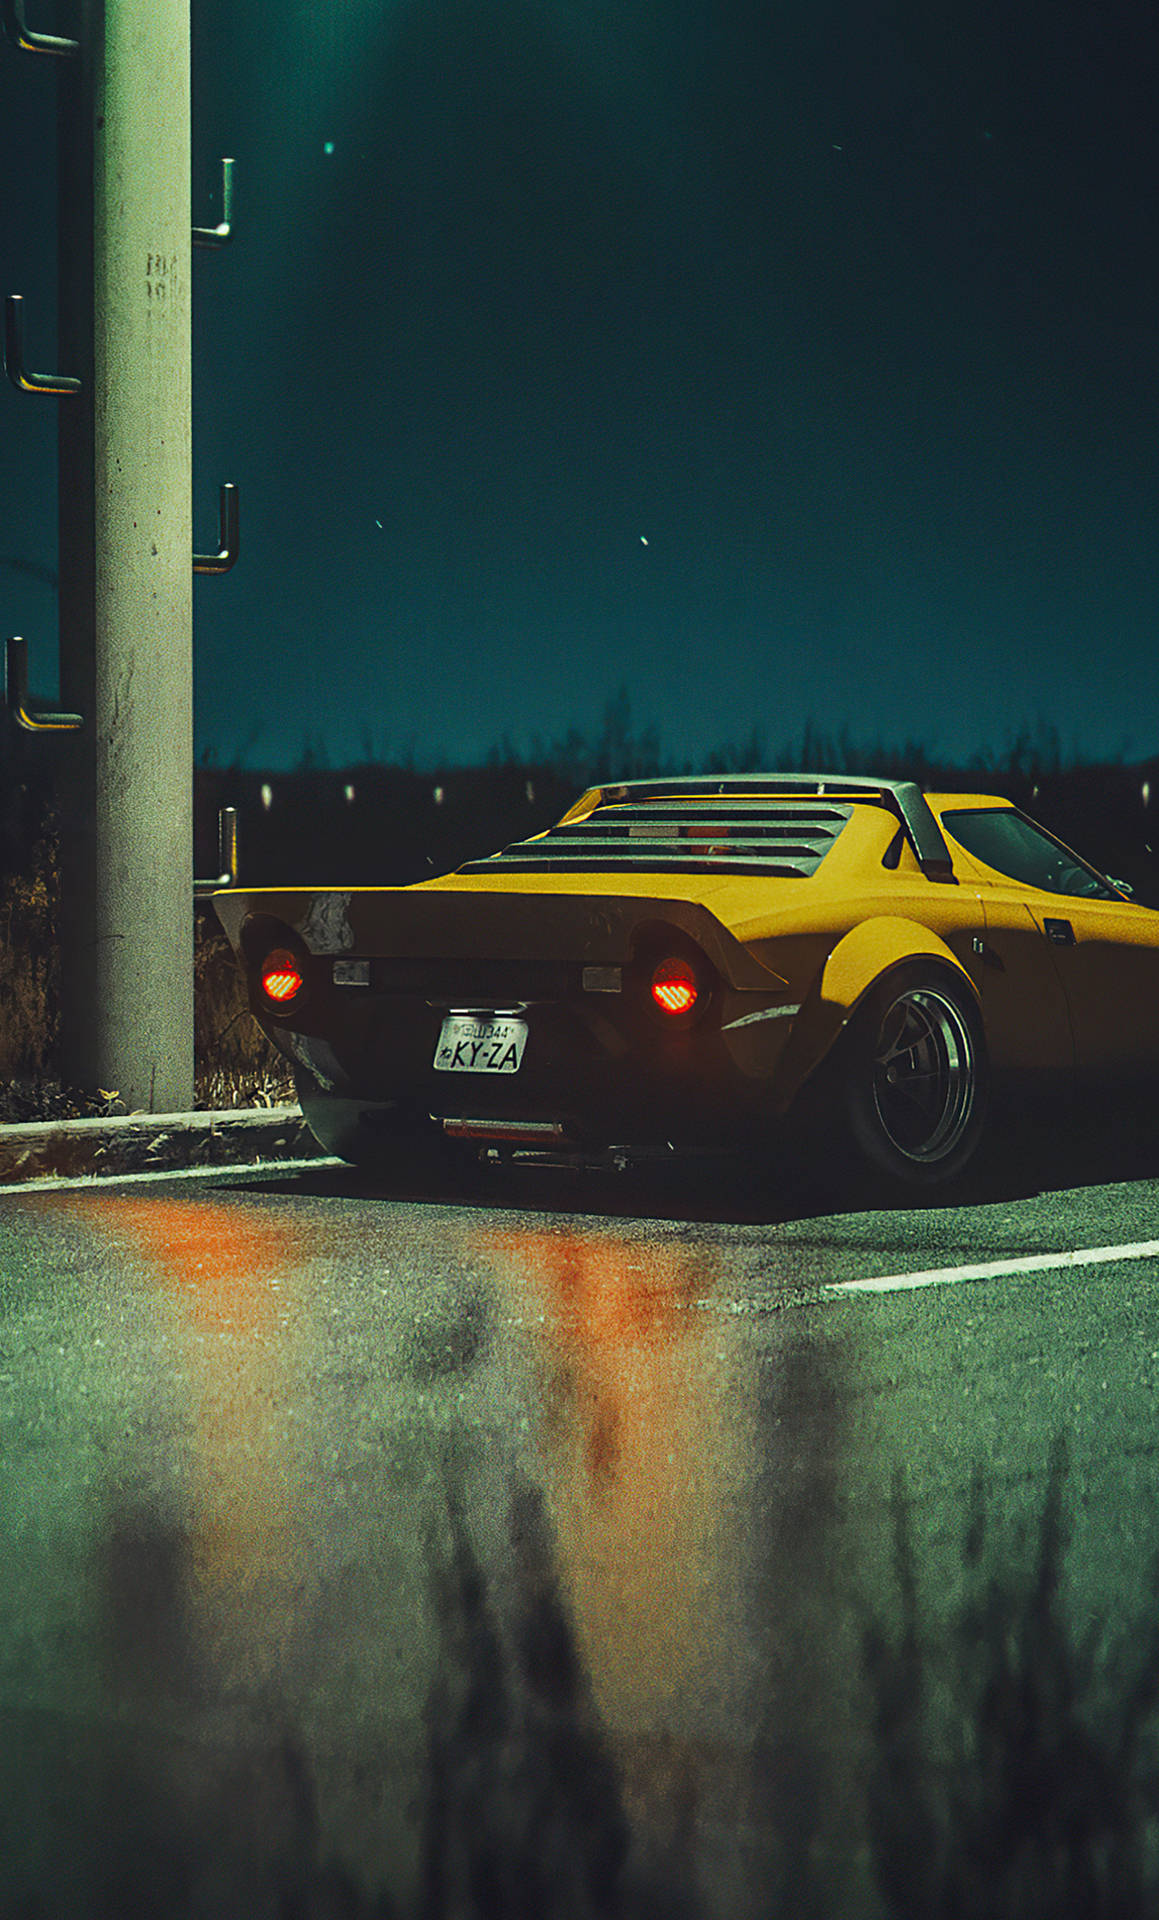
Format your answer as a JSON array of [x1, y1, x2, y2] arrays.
[[0, 1104, 321, 1184]]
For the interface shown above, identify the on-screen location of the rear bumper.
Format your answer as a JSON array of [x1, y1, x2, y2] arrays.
[[228, 890, 806, 1162], [280, 991, 788, 1162]]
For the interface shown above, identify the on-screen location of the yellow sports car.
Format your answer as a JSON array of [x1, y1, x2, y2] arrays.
[[212, 773, 1156, 1190]]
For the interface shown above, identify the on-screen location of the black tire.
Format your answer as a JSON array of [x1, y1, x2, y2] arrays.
[[832, 964, 988, 1189]]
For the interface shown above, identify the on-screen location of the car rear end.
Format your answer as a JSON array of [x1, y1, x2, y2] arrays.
[[215, 878, 802, 1165], [213, 776, 943, 1171]]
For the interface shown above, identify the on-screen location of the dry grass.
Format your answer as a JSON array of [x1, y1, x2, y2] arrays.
[[0, 828, 59, 1100], [862, 1436, 1159, 1920], [8, 1448, 1157, 1918], [0, 834, 291, 1120], [191, 911, 295, 1111]]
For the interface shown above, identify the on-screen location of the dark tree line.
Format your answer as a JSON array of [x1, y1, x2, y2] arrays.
[[4, 699, 1159, 898]]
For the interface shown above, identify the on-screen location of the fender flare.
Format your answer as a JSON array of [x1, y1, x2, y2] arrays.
[[769, 916, 980, 1114]]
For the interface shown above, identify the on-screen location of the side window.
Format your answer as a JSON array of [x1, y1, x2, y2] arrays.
[[941, 809, 1119, 900]]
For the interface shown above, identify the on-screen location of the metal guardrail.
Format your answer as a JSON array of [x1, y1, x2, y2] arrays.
[[194, 805, 239, 897]]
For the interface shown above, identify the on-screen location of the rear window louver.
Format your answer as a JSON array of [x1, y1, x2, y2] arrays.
[[459, 801, 853, 878]]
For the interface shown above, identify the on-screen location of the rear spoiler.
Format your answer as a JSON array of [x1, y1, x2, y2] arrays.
[[560, 773, 957, 883]]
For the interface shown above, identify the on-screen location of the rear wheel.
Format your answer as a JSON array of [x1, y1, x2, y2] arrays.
[[834, 966, 987, 1188]]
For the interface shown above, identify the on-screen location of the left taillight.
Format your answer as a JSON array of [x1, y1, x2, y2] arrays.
[[259, 948, 305, 1006], [651, 956, 700, 1016]]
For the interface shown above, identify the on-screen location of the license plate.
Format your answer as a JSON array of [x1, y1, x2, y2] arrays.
[[434, 1014, 528, 1074]]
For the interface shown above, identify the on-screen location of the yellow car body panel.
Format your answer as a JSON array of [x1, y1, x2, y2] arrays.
[[936, 803, 1159, 1077], [767, 914, 977, 1116]]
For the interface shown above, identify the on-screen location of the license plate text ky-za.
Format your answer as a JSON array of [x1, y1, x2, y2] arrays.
[[434, 1015, 528, 1074]]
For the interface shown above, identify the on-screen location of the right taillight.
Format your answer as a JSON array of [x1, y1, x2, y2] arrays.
[[259, 948, 304, 1006]]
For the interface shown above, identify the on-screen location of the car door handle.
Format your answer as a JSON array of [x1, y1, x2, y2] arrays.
[[1044, 917, 1075, 947]]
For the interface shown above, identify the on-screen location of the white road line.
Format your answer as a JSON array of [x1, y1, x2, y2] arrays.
[[0, 1156, 339, 1197], [828, 1239, 1159, 1296]]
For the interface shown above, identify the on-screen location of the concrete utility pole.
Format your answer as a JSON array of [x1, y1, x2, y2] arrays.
[[88, 0, 193, 1110], [6, 0, 236, 1110], [56, 0, 194, 1111]]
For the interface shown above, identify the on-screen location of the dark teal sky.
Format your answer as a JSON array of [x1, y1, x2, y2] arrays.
[[2, 0, 1157, 769]]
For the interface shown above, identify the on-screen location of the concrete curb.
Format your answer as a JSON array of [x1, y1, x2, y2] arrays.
[[0, 1104, 320, 1185]]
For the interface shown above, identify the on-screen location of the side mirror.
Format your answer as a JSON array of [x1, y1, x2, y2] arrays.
[[1107, 875, 1134, 899]]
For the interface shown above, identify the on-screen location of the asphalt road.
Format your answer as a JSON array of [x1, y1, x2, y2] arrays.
[[3, 1118, 1159, 1919]]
